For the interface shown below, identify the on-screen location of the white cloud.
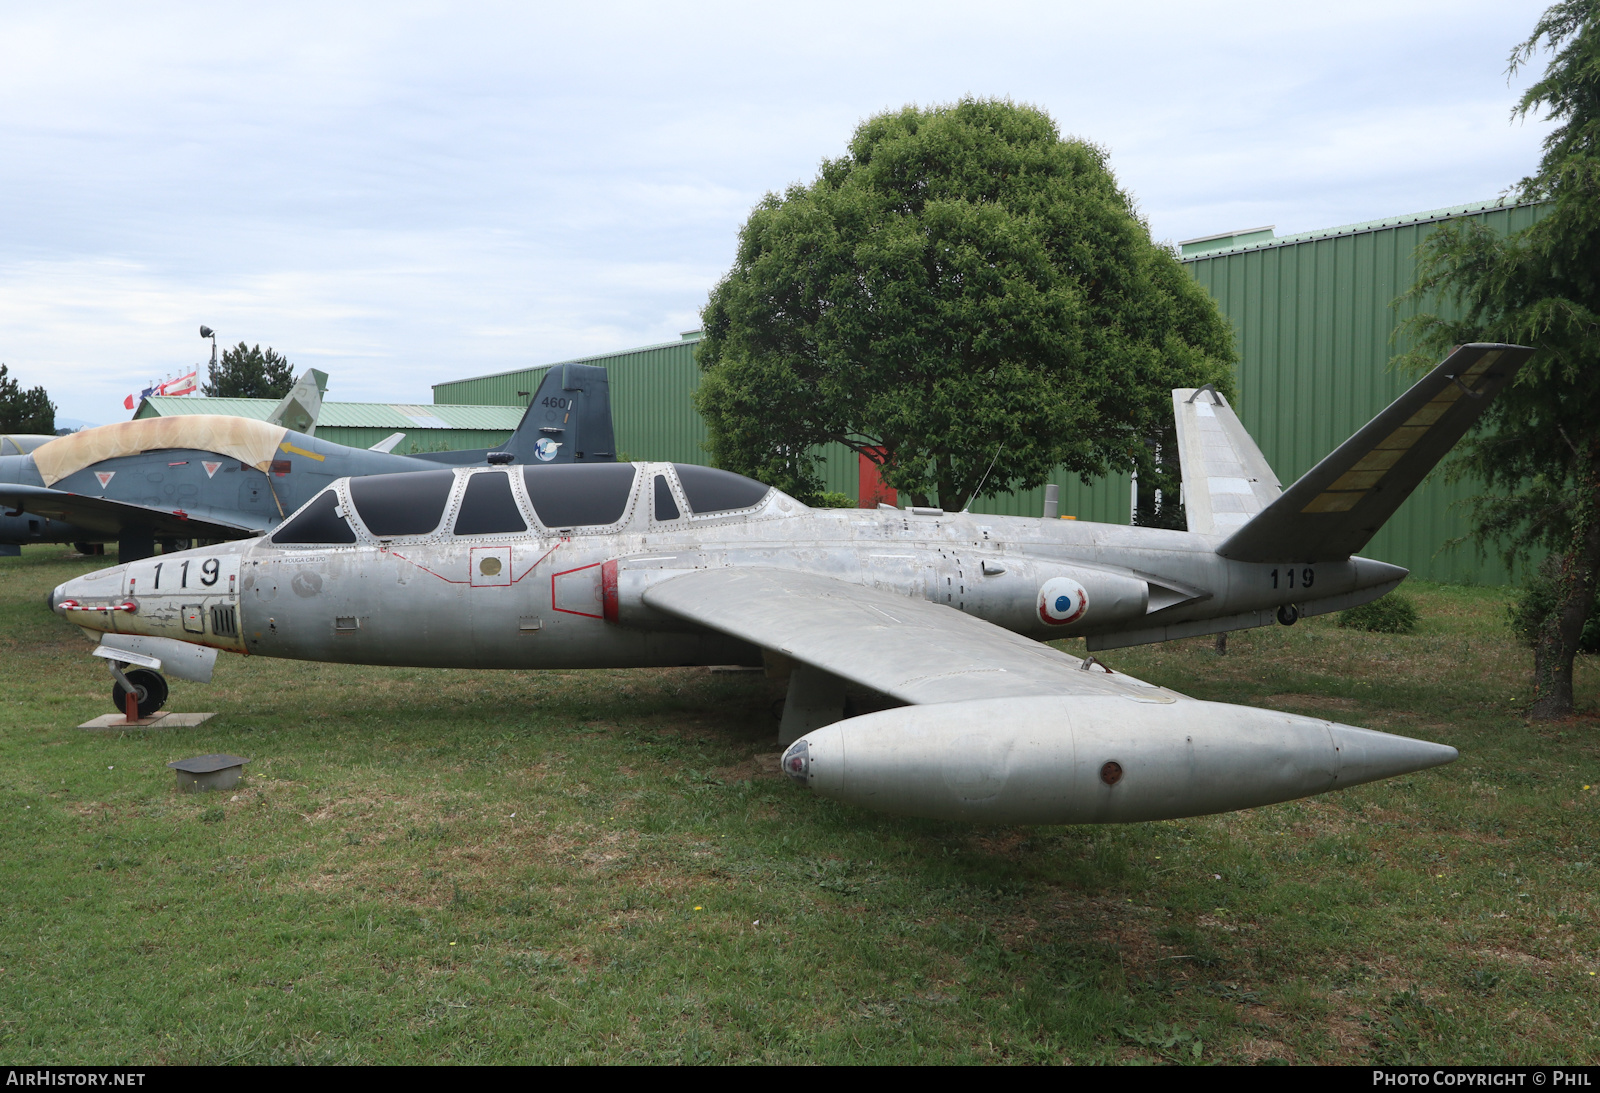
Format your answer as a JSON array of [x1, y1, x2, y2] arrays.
[[0, 0, 1558, 421]]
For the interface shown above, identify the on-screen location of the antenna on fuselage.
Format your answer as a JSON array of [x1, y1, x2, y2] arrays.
[[962, 444, 1004, 514]]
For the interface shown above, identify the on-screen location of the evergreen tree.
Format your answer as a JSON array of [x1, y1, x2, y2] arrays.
[[1400, 0, 1600, 717], [0, 364, 56, 434], [202, 343, 295, 399]]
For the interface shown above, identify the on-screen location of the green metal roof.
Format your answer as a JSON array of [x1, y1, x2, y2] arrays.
[[1179, 199, 1540, 261], [137, 397, 524, 430], [433, 330, 704, 390], [1178, 225, 1276, 256]]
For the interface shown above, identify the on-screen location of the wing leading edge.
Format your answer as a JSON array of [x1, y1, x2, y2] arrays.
[[0, 483, 268, 539], [640, 565, 1178, 706]]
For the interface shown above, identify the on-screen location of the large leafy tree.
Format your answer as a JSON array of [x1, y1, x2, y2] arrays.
[[695, 98, 1236, 511], [0, 363, 56, 434], [203, 343, 295, 399], [1400, 0, 1600, 718]]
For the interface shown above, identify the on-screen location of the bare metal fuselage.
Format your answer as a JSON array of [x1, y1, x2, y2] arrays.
[[55, 461, 1403, 671]]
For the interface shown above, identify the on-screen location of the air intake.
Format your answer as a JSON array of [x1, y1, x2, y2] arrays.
[[209, 604, 237, 638]]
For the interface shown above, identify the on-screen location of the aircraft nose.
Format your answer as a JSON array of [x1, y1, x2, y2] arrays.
[[46, 583, 64, 615]]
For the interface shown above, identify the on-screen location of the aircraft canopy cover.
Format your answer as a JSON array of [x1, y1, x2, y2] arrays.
[[32, 416, 290, 487]]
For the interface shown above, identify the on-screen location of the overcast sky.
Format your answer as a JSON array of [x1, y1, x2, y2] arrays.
[[0, 0, 1557, 426]]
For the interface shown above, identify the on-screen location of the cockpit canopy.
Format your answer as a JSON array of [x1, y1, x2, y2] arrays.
[[268, 462, 777, 546]]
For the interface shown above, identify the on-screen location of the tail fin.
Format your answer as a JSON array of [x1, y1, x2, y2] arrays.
[[412, 363, 618, 466], [266, 369, 329, 435], [500, 363, 616, 464], [1171, 385, 1283, 536], [1216, 343, 1533, 563]]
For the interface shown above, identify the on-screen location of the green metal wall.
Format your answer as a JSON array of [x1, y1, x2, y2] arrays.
[[311, 426, 513, 456], [436, 201, 1548, 579], [435, 339, 710, 464], [434, 336, 1131, 522], [1184, 201, 1548, 584]]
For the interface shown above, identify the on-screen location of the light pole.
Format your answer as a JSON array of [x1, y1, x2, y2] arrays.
[[199, 326, 217, 377]]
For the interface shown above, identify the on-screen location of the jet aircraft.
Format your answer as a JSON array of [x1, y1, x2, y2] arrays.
[[1, 434, 59, 456], [0, 363, 614, 560], [47, 344, 1528, 825]]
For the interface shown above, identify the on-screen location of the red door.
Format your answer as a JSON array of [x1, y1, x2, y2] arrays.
[[858, 449, 897, 508]]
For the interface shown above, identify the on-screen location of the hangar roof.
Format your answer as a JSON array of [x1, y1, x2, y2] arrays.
[[1178, 199, 1541, 260]]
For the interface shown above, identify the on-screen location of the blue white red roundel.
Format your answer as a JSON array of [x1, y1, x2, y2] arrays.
[[1038, 576, 1089, 626]]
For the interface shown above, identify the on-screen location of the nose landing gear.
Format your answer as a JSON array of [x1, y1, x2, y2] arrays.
[[109, 666, 169, 719]]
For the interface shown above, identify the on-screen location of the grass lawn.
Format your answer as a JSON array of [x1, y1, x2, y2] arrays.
[[0, 544, 1595, 1064]]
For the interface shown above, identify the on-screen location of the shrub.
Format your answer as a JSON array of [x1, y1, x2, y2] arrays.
[[812, 492, 858, 509], [1507, 558, 1600, 652], [1339, 593, 1419, 634]]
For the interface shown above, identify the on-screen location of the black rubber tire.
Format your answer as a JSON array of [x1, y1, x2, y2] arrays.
[[111, 669, 169, 718], [1277, 604, 1300, 626]]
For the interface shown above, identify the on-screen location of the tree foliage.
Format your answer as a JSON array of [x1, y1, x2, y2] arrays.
[[1509, 557, 1600, 652], [203, 343, 295, 399], [0, 364, 56, 434], [694, 99, 1236, 510], [1398, 0, 1600, 716]]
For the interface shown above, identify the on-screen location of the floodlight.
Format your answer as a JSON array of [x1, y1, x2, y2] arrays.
[[199, 326, 214, 338]]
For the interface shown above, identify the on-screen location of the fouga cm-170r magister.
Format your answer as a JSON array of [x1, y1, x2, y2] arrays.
[[50, 344, 1529, 826]]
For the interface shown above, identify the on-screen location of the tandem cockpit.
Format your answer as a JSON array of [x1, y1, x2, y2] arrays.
[[269, 461, 789, 547]]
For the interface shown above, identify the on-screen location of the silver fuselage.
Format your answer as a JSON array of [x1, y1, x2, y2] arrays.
[[53, 461, 1405, 665]]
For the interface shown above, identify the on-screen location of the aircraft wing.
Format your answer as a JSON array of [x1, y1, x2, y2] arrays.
[[640, 566, 1177, 705], [0, 484, 268, 539]]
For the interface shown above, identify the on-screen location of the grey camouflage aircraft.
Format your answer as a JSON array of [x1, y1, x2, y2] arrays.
[[48, 344, 1528, 825], [0, 364, 614, 560]]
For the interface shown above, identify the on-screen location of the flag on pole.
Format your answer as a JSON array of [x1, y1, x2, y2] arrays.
[[123, 370, 196, 410], [123, 384, 157, 411], [159, 370, 197, 397]]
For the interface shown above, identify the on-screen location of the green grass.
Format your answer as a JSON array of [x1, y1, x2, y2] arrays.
[[0, 545, 1596, 1064]]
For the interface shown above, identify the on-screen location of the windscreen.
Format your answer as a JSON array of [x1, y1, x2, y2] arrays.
[[454, 471, 527, 535], [348, 470, 456, 536], [674, 464, 771, 515], [522, 463, 637, 529], [271, 490, 357, 545]]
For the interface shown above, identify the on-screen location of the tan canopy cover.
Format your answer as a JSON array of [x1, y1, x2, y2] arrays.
[[32, 416, 289, 487]]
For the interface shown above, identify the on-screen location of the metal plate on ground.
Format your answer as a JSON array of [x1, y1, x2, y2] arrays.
[[77, 712, 218, 731]]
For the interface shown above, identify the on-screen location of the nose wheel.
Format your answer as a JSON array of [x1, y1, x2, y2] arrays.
[[111, 668, 169, 719]]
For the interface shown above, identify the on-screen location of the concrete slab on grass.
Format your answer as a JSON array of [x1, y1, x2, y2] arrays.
[[78, 712, 217, 732]]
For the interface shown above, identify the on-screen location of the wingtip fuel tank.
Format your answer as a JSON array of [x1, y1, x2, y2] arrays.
[[780, 696, 1457, 824]]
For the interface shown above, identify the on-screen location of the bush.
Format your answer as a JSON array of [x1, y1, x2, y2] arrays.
[[811, 492, 858, 509], [1507, 559, 1600, 652], [1339, 593, 1419, 634]]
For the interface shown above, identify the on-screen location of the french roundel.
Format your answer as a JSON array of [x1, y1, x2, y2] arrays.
[[1038, 576, 1089, 626]]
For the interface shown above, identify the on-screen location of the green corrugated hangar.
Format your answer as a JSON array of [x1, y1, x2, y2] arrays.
[[433, 198, 1545, 585], [136, 396, 523, 456]]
